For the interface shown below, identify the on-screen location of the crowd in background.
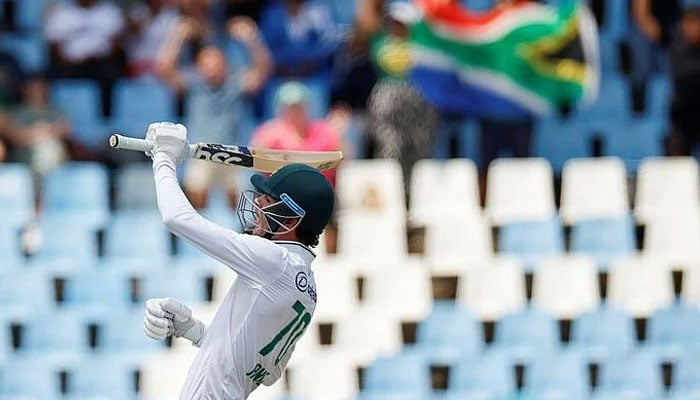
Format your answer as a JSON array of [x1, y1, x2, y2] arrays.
[[0, 0, 698, 206]]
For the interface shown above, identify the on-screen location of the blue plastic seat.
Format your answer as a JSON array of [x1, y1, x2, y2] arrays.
[[594, 351, 663, 400], [35, 214, 99, 261], [327, 0, 356, 25], [63, 268, 133, 311], [668, 350, 700, 399], [363, 353, 431, 397], [111, 78, 177, 135], [570, 305, 635, 361], [43, 162, 109, 229], [114, 163, 158, 210], [50, 79, 106, 149], [604, 119, 664, 173], [0, 33, 47, 73], [493, 308, 560, 362], [0, 163, 34, 229], [19, 310, 90, 357], [498, 218, 565, 272], [139, 268, 210, 304], [647, 304, 700, 360], [579, 74, 632, 125], [0, 270, 54, 315], [67, 355, 137, 399], [533, 116, 590, 175], [645, 73, 671, 120], [15, 0, 50, 31], [0, 356, 61, 398], [447, 350, 516, 399], [104, 211, 170, 261], [95, 309, 165, 357], [600, 0, 629, 40], [414, 304, 482, 364], [598, 33, 620, 73], [570, 216, 636, 270], [522, 350, 590, 400]]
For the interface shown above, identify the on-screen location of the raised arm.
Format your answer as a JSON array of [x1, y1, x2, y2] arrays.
[[154, 17, 196, 93], [228, 16, 272, 95], [149, 123, 283, 286]]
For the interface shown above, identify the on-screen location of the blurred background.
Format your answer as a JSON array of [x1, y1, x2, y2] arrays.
[[2, 0, 700, 399]]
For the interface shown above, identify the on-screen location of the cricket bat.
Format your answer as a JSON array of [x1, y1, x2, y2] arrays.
[[109, 134, 343, 173]]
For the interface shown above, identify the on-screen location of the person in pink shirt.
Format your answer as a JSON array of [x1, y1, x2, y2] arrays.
[[250, 81, 345, 185]]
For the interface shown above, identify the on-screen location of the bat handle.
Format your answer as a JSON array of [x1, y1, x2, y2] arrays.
[[109, 134, 197, 156]]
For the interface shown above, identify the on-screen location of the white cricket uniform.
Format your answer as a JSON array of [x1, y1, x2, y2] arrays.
[[153, 154, 318, 400]]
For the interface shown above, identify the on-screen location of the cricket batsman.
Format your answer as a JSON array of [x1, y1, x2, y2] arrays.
[[140, 122, 335, 399]]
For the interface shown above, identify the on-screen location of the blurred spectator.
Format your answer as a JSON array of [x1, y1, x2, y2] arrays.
[[363, 0, 439, 191], [629, 0, 682, 111], [125, 0, 181, 77], [250, 81, 346, 185], [156, 16, 271, 209], [44, 0, 126, 116], [0, 138, 6, 162], [0, 32, 24, 109], [259, 0, 339, 79], [668, 4, 700, 156], [5, 75, 70, 176]]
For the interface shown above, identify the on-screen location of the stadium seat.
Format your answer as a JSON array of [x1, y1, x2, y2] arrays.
[[682, 266, 700, 308], [114, 163, 158, 210], [594, 351, 663, 399], [363, 353, 431, 397], [211, 265, 238, 303], [522, 350, 590, 400], [336, 159, 406, 216], [533, 116, 591, 175], [19, 310, 90, 358], [63, 268, 133, 311], [67, 355, 137, 399], [457, 257, 526, 321], [0, 163, 34, 229], [580, 74, 632, 123], [647, 304, 700, 360], [104, 211, 170, 261], [423, 213, 493, 275], [95, 309, 165, 363], [0, 33, 47, 73], [643, 214, 700, 271], [498, 217, 565, 271], [484, 158, 556, 224], [645, 73, 671, 121], [598, 33, 620, 73], [312, 263, 359, 323], [15, 0, 50, 31], [570, 216, 636, 270], [111, 78, 177, 135], [0, 356, 62, 399], [414, 304, 482, 364], [288, 349, 358, 400], [493, 308, 560, 362], [446, 350, 515, 399], [532, 256, 600, 319], [42, 162, 109, 229], [0, 270, 54, 315], [604, 119, 664, 172], [139, 268, 210, 305], [140, 345, 199, 400], [570, 305, 635, 361], [327, 0, 356, 25], [50, 79, 106, 148], [409, 158, 480, 225], [560, 157, 629, 224], [336, 210, 408, 262], [635, 157, 699, 223], [668, 350, 700, 399], [333, 307, 403, 366], [600, 0, 629, 40], [35, 214, 99, 261], [607, 256, 674, 318], [363, 263, 432, 322]]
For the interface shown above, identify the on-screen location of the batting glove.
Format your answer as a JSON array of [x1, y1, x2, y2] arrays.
[[143, 297, 207, 347], [147, 122, 189, 164]]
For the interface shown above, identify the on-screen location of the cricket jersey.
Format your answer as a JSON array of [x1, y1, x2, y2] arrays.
[[153, 154, 318, 399]]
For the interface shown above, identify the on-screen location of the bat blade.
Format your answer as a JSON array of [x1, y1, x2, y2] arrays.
[[193, 143, 343, 173]]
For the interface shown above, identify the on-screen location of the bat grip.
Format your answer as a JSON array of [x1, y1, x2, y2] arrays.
[[109, 134, 197, 156], [109, 134, 153, 152]]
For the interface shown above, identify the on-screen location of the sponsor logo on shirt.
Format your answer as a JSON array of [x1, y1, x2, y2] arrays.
[[295, 271, 317, 303]]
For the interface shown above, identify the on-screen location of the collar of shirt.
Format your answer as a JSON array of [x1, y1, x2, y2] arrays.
[[274, 240, 316, 265]]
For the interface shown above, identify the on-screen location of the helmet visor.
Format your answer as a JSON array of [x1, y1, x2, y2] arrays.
[[237, 190, 305, 235]]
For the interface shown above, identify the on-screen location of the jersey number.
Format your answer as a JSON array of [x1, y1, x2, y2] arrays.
[[259, 300, 311, 366]]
